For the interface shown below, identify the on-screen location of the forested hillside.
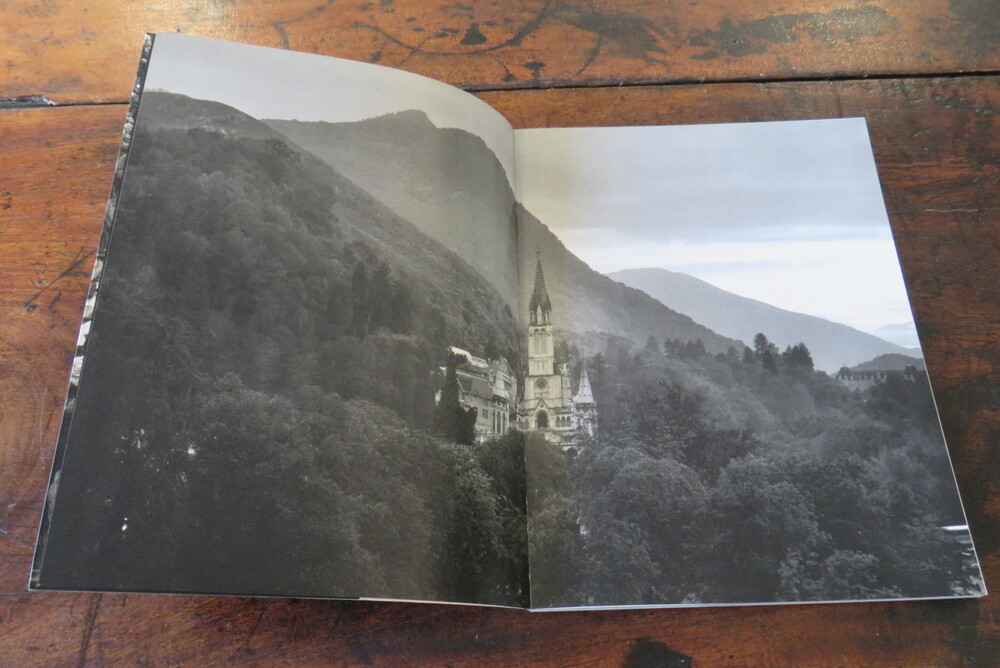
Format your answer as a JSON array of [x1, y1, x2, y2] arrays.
[[266, 113, 519, 308], [528, 334, 979, 607], [37, 93, 528, 605], [608, 267, 919, 372]]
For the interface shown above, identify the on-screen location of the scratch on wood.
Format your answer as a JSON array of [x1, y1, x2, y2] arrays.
[[24, 247, 94, 312], [76, 594, 103, 668], [245, 608, 266, 643], [346, 607, 450, 640], [0, 94, 56, 109], [353, 0, 554, 58], [0, 526, 32, 546], [237, 0, 338, 32], [272, 22, 291, 49]]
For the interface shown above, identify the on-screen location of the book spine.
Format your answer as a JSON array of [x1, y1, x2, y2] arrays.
[[29, 33, 157, 589]]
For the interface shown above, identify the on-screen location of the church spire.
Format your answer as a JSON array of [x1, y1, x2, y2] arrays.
[[529, 253, 552, 326], [574, 366, 594, 404]]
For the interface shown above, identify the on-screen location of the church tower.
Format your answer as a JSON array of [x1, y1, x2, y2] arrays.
[[528, 255, 555, 376], [522, 256, 574, 436], [572, 366, 598, 438]]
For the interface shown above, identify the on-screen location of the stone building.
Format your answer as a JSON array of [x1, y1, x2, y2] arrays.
[[519, 257, 597, 445], [835, 364, 920, 392], [441, 346, 517, 443]]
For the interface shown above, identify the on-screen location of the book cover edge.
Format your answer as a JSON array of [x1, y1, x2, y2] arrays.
[[29, 33, 157, 591]]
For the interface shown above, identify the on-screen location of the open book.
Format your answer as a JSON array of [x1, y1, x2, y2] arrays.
[[31, 33, 985, 610]]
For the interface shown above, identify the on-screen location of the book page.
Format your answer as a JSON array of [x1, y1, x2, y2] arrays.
[[514, 119, 985, 609], [33, 34, 528, 607]]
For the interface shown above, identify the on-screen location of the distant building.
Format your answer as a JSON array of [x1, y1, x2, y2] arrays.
[[519, 256, 597, 445], [835, 364, 920, 392], [437, 347, 517, 443]]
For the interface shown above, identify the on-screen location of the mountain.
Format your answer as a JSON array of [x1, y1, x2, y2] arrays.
[[265, 113, 519, 309], [518, 208, 737, 355], [264, 111, 738, 356], [126, 92, 522, 377], [852, 353, 925, 372], [869, 321, 921, 349], [607, 267, 919, 373], [140, 90, 289, 140]]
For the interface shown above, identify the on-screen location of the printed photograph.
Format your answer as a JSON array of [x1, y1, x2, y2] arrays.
[[34, 34, 530, 606], [514, 120, 985, 608], [34, 33, 984, 611]]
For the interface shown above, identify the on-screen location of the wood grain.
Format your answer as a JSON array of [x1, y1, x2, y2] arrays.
[[0, 105, 125, 593], [0, 73, 998, 665], [2, 1, 1000, 103]]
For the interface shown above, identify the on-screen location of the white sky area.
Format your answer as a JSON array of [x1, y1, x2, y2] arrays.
[[514, 119, 918, 342], [144, 33, 515, 183]]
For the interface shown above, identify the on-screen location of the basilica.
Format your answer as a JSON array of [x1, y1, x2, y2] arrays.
[[518, 257, 597, 445], [438, 257, 597, 445]]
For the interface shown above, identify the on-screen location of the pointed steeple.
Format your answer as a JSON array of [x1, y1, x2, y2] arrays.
[[528, 253, 552, 326], [574, 366, 594, 404]]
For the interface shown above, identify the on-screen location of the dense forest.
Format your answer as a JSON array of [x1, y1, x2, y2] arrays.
[[527, 333, 980, 607], [38, 94, 528, 606]]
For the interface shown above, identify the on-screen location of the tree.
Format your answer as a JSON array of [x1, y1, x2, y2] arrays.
[[556, 339, 572, 365], [703, 456, 823, 601], [753, 332, 779, 361], [369, 262, 392, 330], [663, 338, 683, 358], [761, 349, 779, 374], [477, 431, 530, 605], [783, 343, 814, 371], [351, 261, 370, 339], [389, 281, 414, 334], [681, 338, 706, 360], [434, 351, 477, 445], [753, 332, 770, 356]]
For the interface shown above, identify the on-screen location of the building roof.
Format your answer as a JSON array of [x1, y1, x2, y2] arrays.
[[455, 356, 515, 403], [529, 256, 552, 325], [457, 373, 493, 400], [574, 366, 595, 404]]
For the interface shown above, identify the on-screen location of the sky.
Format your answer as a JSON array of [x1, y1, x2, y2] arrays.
[[143, 33, 516, 183], [140, 36, 918, 347], [514, 119, 919, 347]]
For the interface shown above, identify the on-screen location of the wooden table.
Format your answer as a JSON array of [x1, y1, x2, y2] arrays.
[[2, 2, 998, 665]]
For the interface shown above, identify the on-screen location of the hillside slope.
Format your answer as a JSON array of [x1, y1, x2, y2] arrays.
[[264, 110, 738, 355], [266, 113, 519, 308], [608, 267, 919, 372], [132, 92, 520, 369], [518, 208, 738, 355], [39, 92, 528, 603]]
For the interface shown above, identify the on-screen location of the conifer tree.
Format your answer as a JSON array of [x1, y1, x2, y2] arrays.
[[434, 351, 478, 445]]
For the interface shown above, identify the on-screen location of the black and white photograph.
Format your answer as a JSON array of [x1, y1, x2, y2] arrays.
[[32, 34, 530, 607], [32, 33, 985, 612], [514, 120, 986, 608]]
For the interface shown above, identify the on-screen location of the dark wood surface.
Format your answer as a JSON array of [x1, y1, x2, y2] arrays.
[[1, 2, 998, 665]]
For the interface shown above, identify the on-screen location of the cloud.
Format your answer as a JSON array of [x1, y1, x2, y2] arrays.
[[515, 119, 914, 336], [515, 118, 890, 244]]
